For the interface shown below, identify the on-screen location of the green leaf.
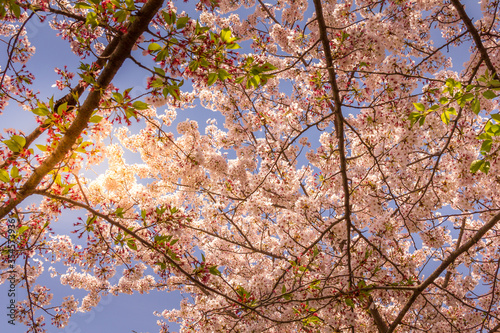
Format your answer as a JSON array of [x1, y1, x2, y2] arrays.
[[33, 106, 49, 116], [154, 67, 166, 76], [250, 75, 260, 87], [115, 207, 125, 218], [17, 225, 29, 236], [218, 69, 231, 80], [148, 43, 162, 52], [176, 16, 189, 29], [209, 265, 221, 276], [446, 78, 461, 89], [470, 159, 484, 173], [481, 139, 492, 153], [200, 58, 210, 68], [57, 102, 68, 115], [441, 111, 450, 125], [439, 97, 448, 104], [85, 11, 98, 27], [413, 103, 425, 112], [4, 140, 19, 153], [132, 101, 149, 110], [151, 78, 164, 89], [10, 166, 19, 178], [188, 61, 199, 72], [127, 239, 137, 251], [207, 73, 218, 86], [492, 125, 500, 135], [250, 67, 261, 76], [156, 206, 167, 216], [155, 235, 173, 244], [261, 63, 277, 72], [489, 80, 500, 89], [112, 92, 123, 103], [491, 114, 500, 123], [478, 133, 492, 140], [114, 10, 127, 22], [485, 120, 494, 134], [472, 99, 481, 115], [155, 49, 169, 61], [345, 298, 355, 308], [409, 112, 425, 127], [89, 115, 103, 123], [75, 2, 93, 9], [220, 28, 231, 42], [477, 133, 492, 140], [162, 11, 175, 25], [483, 90, 497, 99], [226, 43, 241, 49], [236, 286, 249, 297], [10, 2, 21, 18], [167, 86, 179, 100], [0, 169, 10, 182], [459, 93, 474, 104], [12, 135, 26, 149], [409, 112, 421, 125], [446, 107, 457, 115], [162, 87, 170, 98], [358, 280, 367, 288], [481, 160, 491, 174], [303, 315, 321, 325], [86, 215, 97, 225], [168, 249, 180, 261]]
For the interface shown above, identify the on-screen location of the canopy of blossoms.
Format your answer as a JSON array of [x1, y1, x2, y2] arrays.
[[1, 0, 500, 332]]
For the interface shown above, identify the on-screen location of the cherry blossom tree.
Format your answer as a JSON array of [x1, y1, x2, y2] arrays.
[[1, 0, 500, 332]]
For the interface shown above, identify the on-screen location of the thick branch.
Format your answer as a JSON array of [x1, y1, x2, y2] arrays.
[[368, 297, 389, 333], [387, 211, 500, 333], [0, 0, 164, 220], [0, 33, 119, 171], [450, 0, 498, 78], [312, 0, 353, 288]]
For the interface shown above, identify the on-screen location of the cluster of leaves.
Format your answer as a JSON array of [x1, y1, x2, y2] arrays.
[[235, 285, 257, 307], [2, 134, 25, 154], [411, 74, 500, 174], [76, 0, 139, 29], [0, 0, 25, 19], [293, 301, 322, 328], [110, 88, 149, 120]]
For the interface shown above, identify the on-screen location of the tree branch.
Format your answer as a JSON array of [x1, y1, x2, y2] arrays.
[[312, 0, 354, 292], [387, 211, 500, 333], [450, 0, 498, 78]]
